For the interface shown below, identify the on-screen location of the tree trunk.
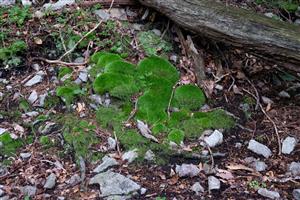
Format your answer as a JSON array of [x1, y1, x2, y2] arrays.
[[139, 0, 300, 72]]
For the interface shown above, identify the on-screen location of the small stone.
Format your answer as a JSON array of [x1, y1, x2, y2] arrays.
[[66, 174, 81, 187], [288, 162, 300, 176], [0, 128, 7, 135], [203, 130, 223, 147], [5, 85, 12, 90], [43, 0, 75, 11], [258, 188, 280, 199], [20, 152, 31, 160], [24, 72, 44, 87], [78, 70, 88, 82], [89, 171, 141, 197], [282, 136, 297, 154], [152, 29, 161, 36], [34, 10, 44, 19], [74, 57, 84, 63], [122, 149, 138, 164], [20, 185, 37, 197], [262, 96, 274, 104], [293, 189, 300, 200], [132, 23, 143, 31], [253, 161, 267, 172], [169, 54, 178, 63], [57, 197, 65, 200], [208, 176, 220, 191], [24, 111, 39, 117], [93, 156, 119, 173], [28, 90, 38, 104], [215, 84, 223, 91], [39, 93, 47, 107], [278, 91, 290, 98], [21, 0, 31, 6], [264, 12, 276, 18], [94, 9, 110, 21], [144, 150, 155, 161], [44, 173, 56, 189], [39, 122, 57, 135], [0, 0, 15, 6], [247, 139, 272, 158], [32, 63, 40, 71], [191, 182, 204, 195], [175, 164, 200, 177], [107, 137, 116, 150], [140, 188, 147, 195], [0, 195, 9, 200], [235, 142, 242, 148], [109, 8, 127, 20]]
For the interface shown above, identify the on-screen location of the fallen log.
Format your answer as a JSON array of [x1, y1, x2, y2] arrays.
[[79, 0, 137, 7], [139, 0, 300, 72]]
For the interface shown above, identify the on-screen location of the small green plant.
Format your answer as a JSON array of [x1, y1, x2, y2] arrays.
[[0, 40, 27, 68], [58, 66, 73, 80], [56, 84, 84, 106], [248, 180, 267, 190], [5, 6, 31, 26], [0, 132, 23, 157], [168, 129, 185, 145], [19, 98, 30, 112]]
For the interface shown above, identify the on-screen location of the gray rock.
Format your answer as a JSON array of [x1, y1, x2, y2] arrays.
[[262, 96, 274, 104], [74, 57, 84, 63], [24, 72, 44, 87], [0, 0, 15, 6], [204, 130, 223, 147], [235, 142, 242, 148], [107, 137, 117, 150], [140, 188, 147, 195], [152, 29, 161, 36], [293, 189, 300, 200], [44, 173, 56, 189], [278, 91, 290, 98], [132, 23, 143, 31], [247, 139, 272, 158], [295, 19, 300, 25], [282, 136, 297, 154], [257, 188, 280, 199], [79, 70, 88, 82], [39, 122, 57, 135], [90, 94, 102, 105], [43, 0, 75, 10], [288, 162, 300, 176], [93, 156, 119, 173], [89, 171, 141, 197], [0, 195, 9, 200], [0, 189, 4, 197], [122, 149, 138, 164], [20, 152, 31, 160], [208, 176, 220, 191], [169, 54, 178, 63], [28, 90, 38, 104], [94, 9, 110, 21], [21, 0, 31, 6], [175, 164, 200, 177], [66, 174, 81, 186], [0, 128, 7, 135], [0, 92, 3, 101], [253, 161, 267, 172], [57, 197, 65, 200], [191, 182, 204, 195], [20, 185, 37, 197], [215, 84, 223, 91], [144, 150, 155, 161], [39, 93, 47, 107], [109, 8, 127, 20], [34, 10, 44, 19], [24, 111, 39, 117], [264, 12, 276, 18]]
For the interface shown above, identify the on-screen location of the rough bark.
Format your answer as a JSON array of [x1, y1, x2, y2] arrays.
[[139, 0, 300, 72]]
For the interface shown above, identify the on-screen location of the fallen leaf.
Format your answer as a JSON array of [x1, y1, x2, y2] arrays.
[[226, 163, 254, 172], [34, 37, 43, 45], [216, 169, 234, 180]]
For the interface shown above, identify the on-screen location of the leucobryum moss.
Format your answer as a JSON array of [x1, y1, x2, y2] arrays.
[[91, 52, 235, 163]]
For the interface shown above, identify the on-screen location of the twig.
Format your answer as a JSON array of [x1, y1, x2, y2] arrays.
[[113, 131, 121, 156], [32, 57, 87, 67], [200, 139, 215, 168], [242, 88, 282, 155], [125, 98, 139, 124], [167, 82, 179, 117], [59, 30, 71, 62], [160, 19, 170, 40]]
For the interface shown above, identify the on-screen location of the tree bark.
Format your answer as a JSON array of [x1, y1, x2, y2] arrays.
[[139, 0, 300, 72]]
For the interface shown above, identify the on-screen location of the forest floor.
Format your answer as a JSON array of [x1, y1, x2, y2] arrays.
[[0, 1, 300, 200]]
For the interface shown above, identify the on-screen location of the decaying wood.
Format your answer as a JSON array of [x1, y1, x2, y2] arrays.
[[139, 0, 300, 72]]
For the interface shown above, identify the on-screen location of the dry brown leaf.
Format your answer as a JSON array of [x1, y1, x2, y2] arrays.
[[216, 169, 234, 180], [226, 163, 254, 172]]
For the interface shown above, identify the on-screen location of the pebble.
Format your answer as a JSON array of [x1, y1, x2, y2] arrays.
[[282, 136, 297, 154], [0, 0, 15, 6], [93, 156, 119, 173], [208, 176, 220, 191], [34, 10, 44, 19], [247, 139, 272, 158], [44, 173, 56, 189], [203, 130, 223, 147], [66, 174, 81, 187], [235, 142, 242, 148], [253, 161, 267, 172], [122, 149, 138, 164], [0, 128, 7, 135], [0, 92, 3, 101], [74, 57, 84, 63], [152, 29, 161, 36], [21, 0, 31, 6], [262, 96, 273, 104], [20, 185, 37, 197], [264, 12, 276, 18], [258, 188, 280, 199], [107, 137, 116, 150], [20, 152, 31, 160], [78, 70, 88, 82], [90, 94, 102, 105], [175, 164, 200, 177], [191, 182, 204, 195], [24, 111, 39, 117], [43, 0, 75, 10], [293, 189, 300, 200], [140, 188, 147, 195], [24, 71, 44, 87], [39, 93, 47, 107], [288, 162, 300, 176], [170, 54, 178, 63], [28, 90, 38, 104], [215, 84, 223, 91], [278, 90, 290, 98], [89, 171, 141, 197], [109, 8, 127, 20], [144, 150, 155, 161], [94, 9, 110, 21]]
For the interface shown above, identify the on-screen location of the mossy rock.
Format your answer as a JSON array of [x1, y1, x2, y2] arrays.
[[93, 73, 138, 99], [138, 56, 179, 86], [104, 60, 136, 76], [96, 53, 122, 68], [167, 110, 191, 128], [168, 129, 185, 145], [173, 84, 206, 110], [96, 106, 126, 129]]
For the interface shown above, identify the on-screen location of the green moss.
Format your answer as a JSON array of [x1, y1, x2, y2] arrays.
[[168, 129, 185, 145], [93, 73, 138, 99], [0, 132, 23, 156], [138, 56, 179, 86], [58, 67, 72, 79], [97, 53, 122, 68], [182, 118, 205, 139], [152, 123, 168, 135], [104, 60, 136, 76], [172, 85, 206, 110], [168, 110, 191, 127], [56, 84, 83, 106], [39, 135, 54, 148], [96, 106, 126, 129]]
